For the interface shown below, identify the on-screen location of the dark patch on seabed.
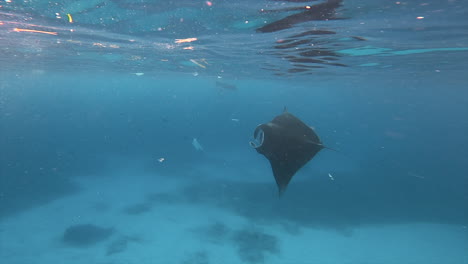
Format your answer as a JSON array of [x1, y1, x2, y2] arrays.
[[62, 224, 115, 247], [122, 202, 153, 215], [181, 251, 210, 264], [0, 141, 107, 220], [106, 235, 143, 256], [0, 168, 79, 220], [151, 168, 468, 231], [232, 228, 280, 263], [192, 222, 280, 264]]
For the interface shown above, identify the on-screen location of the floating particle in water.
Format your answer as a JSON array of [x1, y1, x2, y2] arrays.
[[192, 138, 204, 151], [67, 13, 73, 23], [175, 37, 198, 44]]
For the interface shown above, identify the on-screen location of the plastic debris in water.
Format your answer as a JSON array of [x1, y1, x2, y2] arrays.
[[67, 14, 73, 23], [190, 59, 207, 69], [192, 138, 204, 151], [175, 38, 197, 44], [13, 28, 58, 35]]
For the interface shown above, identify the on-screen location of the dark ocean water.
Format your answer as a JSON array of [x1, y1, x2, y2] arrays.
[[1, 1, 467, 263]]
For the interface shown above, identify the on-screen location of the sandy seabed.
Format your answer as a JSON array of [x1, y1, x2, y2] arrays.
[[1, 171, 466, 264]]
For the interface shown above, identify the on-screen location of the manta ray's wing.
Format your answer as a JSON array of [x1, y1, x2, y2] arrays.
[[251, 111, 324, 195]]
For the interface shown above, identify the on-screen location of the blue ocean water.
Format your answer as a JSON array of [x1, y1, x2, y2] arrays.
[[1, 1, 467, 263]]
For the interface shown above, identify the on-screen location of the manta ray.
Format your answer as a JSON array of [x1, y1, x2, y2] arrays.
[[250, 109, 326, 195]]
